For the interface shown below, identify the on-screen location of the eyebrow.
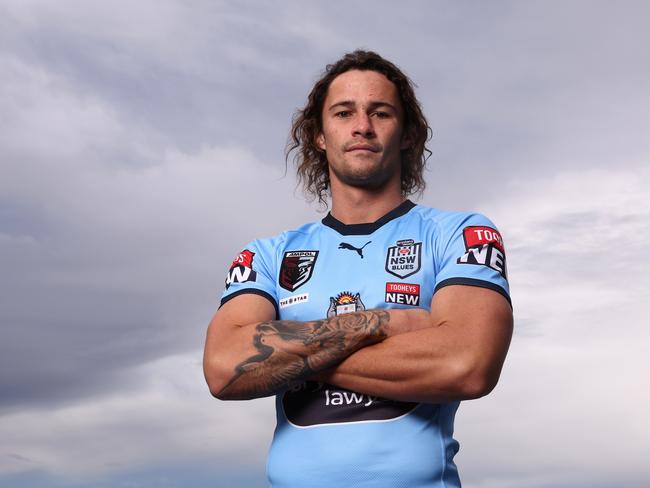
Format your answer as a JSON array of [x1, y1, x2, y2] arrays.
[[327, 100, 399, 112]]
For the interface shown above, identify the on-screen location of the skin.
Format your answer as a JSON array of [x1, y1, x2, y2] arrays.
[[317, 69, 409, 224], [206, 303, 432, 400], [203, 69, 513, 404]]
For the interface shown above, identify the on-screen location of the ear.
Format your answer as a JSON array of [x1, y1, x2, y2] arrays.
[[316, 132, 326, 151]]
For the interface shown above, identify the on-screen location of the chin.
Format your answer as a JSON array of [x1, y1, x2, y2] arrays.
[[330, 158, 400, 191], [340, 171, 393, 190]]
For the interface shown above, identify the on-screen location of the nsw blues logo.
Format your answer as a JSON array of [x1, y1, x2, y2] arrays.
[[385, 239, 422, 279]]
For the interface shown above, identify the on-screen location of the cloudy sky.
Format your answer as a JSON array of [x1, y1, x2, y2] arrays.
[[1, 1, 649, 487]]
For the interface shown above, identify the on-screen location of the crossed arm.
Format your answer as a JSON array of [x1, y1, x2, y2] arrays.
[[203, 285, 512, 403]]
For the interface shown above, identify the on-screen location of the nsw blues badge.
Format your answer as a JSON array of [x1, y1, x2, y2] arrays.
[[385, 239, 422, 279]]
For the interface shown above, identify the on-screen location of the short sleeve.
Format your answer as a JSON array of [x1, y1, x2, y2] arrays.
[[219, 238, 279, 318], [433, 213, 511, 306]]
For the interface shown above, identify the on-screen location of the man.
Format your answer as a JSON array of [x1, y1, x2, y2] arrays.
[[203, 50, 512, 487]]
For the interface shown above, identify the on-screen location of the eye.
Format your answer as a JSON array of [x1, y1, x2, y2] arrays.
[[372, 111, 391, 119], [334, 110, 352, 118]]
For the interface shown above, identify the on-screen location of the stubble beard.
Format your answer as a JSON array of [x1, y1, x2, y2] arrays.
[[329, 152, 400, 191]]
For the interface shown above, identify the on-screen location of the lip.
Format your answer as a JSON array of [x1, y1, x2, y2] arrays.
[[346, 144, 378, 152]]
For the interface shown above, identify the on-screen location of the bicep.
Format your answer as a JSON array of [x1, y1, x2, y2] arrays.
[[203, 293, 276, 390], [205, 293, 276, 350], [213, 293, 277, 328], [430, 284, 512, 337], [429, 284, 513, 390]]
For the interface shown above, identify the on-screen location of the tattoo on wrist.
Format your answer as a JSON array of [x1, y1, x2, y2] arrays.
[[218, 310, 390, 399]]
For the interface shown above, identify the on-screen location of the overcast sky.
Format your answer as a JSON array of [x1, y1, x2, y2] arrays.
[[1, 1, 649, 487]]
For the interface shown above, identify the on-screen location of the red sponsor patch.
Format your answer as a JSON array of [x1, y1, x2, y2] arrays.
[[231, 249, 255, 269], [385, 283, 420, 295], [385, 282, 420, 305], [462, 226, 505, 253]]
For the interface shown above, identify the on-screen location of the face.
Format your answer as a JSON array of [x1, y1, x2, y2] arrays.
[[317, 69, 409, 191]]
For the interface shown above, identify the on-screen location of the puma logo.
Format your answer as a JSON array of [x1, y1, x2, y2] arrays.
[[338, 241, 371, 258]]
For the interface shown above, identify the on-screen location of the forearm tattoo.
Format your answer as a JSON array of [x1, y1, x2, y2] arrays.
[[218, 310, 390, 400]]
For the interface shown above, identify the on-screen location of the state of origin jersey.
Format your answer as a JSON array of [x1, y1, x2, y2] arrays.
[[220, 200, 510, 488]]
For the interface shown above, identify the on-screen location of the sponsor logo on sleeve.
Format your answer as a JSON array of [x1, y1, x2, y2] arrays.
[[279, 250, 318, 291], [456, 226, 507, 278], [385, 239, 422, 279], [279, 293, 309, 309], [326, 291, 365, 317], [282, 381, 418, 427], [225, 249, 257, 289], [385, 282, 420, 306]]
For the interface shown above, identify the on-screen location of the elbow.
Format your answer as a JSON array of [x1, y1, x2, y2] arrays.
[[458, 372, 498, 400], [204, 359, 255, 401], [207, 377, 239, 401], [207, 381, 227, 401], [451, 359, 502, 400], [209, 382, 256, 402], [203, 359, 232, 401], [206, 378, 227, 401]]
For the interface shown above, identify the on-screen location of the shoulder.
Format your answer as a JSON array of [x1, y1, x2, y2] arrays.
[[409, 204, 500, 235], [283, 220, 323, 241], [244, 219, 324, 257]]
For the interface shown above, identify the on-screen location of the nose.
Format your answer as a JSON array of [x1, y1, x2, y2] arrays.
[[352, 112, 375, 138]]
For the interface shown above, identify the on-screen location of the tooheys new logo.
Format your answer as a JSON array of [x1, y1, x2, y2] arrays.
[[457, 226, 507, 278], [385, 282, 420, 306], [225, 249, 257, 289]]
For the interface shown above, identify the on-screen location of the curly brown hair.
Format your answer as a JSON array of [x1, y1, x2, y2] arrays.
[[287, 50, 432, 205]]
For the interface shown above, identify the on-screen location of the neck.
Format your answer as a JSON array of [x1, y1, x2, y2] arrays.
[[329, 178, 405, 225]]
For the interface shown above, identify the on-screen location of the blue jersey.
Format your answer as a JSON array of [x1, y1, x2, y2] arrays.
[[220, 200, 510, 488]]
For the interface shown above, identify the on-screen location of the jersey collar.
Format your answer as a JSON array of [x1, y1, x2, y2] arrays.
[[321, 200, 416, 236]]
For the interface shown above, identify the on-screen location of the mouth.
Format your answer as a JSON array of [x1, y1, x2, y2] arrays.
[[346, 144, 379, 153]]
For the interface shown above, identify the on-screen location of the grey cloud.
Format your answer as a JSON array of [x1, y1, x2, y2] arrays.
[[511, 209, 650, 282], [1, 1, 649, 486], [0, 147, 313, 410], [450, 167, 650, 486], [0, 1, 327, 159]]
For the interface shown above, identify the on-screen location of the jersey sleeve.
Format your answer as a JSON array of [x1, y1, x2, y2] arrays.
[[433, 213, 511, 306], [219, 238, 279, 318]]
